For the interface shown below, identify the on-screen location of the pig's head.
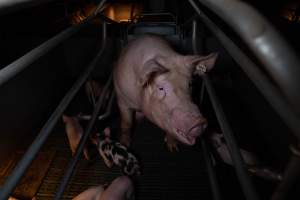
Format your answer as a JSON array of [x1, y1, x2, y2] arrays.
[[139, 52, 218, 145]]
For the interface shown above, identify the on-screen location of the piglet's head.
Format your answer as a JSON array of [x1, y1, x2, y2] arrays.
[[139, 53, 218, 146]]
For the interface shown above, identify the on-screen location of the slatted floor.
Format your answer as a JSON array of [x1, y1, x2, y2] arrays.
[[36, 119, 213, 200]]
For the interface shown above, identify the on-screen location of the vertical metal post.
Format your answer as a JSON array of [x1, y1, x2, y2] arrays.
[[194, 19, 223, 200], [201, 139, 223, 200], [203, 75, 259, 200], [190, 11, 259, 200]]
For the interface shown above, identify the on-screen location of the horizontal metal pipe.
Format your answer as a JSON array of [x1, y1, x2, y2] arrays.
[[203, 74, 260, 200], [188, 0, 300, 140], [54, 75, 113, 200], [194, 0, 300, 115], [0, 22, 107, 200], [0, 0, 57, 15]]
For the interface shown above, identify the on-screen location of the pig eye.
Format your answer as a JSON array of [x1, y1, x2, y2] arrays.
[[156, 86, 166, 99]]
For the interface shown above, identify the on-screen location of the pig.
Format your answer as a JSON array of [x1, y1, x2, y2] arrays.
[[113, 34, 218, 151], [62, 79, 105, 159], [73, 176, 134, 200], [210, 132, 282, 181], [62, 115, 90, 160]]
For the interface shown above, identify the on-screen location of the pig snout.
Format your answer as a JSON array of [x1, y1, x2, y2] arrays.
[[170, 108, 207, 145]]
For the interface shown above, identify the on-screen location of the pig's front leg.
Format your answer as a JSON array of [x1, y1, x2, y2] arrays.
[[118, 102, 135, 147], [164, 134, 179, 152]]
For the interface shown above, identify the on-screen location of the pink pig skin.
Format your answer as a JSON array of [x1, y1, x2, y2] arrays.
[[113, 34, 218, 150], [73, 176, 134, 200], [62, 115, 90, 160]]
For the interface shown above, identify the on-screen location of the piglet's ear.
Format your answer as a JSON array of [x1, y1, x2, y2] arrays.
[[139, 60, 169, 87], [184, 52, 218, 75]]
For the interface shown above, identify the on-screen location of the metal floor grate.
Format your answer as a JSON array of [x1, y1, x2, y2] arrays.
[[36, 119, 212, 200]]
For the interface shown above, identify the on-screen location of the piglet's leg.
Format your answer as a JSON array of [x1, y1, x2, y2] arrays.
[[118, 102, 134, 147], [164, 134, 179, 152]]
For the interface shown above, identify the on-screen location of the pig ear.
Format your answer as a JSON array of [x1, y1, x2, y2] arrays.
[[139, 60, 169, 87], [184, 53, 218, 75]]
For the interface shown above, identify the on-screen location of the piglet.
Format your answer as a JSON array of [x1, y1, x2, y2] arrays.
[[62, 115, 89, 160], [92, 127, 141, 176], [73, 176, 134, 200], [210, 132, 282, 181]]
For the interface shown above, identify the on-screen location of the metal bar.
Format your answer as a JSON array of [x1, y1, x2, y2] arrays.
[[271, 145, 300, 200], [94, 0, 108, 15], [0, 15, 92, 87], [54, 75, 113, 200], [192, 20, 199, 54], [194, 0, 300, 115], [194, 20, 222, 200], [98, 14, 120, 24], [188, 0, 300, 141], [0, 0, 57, 15], [203, 74, 260, 200], [0, 0, 108, 87], [201, 139, 223, 200], [0, 22, 107, 200]]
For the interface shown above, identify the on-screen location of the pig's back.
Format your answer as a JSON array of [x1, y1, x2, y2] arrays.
[[113, 35, 178, 109]]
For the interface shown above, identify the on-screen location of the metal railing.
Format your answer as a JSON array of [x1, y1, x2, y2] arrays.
[[194, 0, 300, 116], [0, 0, 299, 199], [0, 0, 109, 199], [189, 0, 300, 200], [54, 79, 114, 200]]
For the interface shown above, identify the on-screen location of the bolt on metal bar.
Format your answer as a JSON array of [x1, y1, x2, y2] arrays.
[[195, 0, 300, 115], [0, 21, 107, 200], [202, 74, 260, 200], [188, 0, 300, 141], [54, 75, 114, 200]]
